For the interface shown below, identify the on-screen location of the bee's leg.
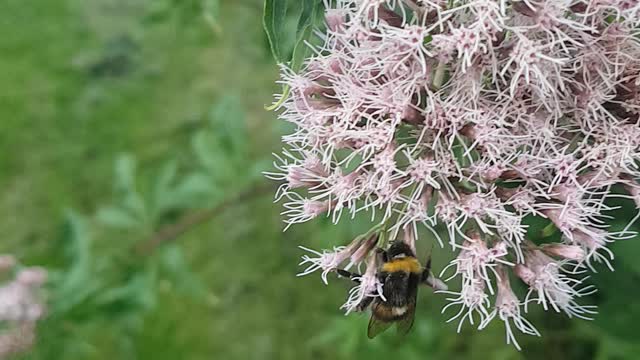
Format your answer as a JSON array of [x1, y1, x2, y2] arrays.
[[336, 269, 361, 282], [356, 296, 375, 311], [420, 270, 430, 284], [420, 251, 433, 283], [423, 273, 447, 290], [421, 251, 447, 290], [421, 268, 448, 291], [336, 270, 376, 312]]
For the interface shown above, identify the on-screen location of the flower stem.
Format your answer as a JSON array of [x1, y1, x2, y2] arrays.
[[433, 61, 446, 89]]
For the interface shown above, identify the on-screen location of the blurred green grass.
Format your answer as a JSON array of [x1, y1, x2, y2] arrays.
[[0, 0, 275, 250], [2, 1, 640, 360]]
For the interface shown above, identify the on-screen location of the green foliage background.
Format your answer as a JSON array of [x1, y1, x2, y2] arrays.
[[1, 0, 640, 359]]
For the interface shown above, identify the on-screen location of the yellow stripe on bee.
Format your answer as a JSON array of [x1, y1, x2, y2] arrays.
[[382, 257, 421, 274]]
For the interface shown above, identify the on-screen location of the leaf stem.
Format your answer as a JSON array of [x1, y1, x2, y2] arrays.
[[135, 182, 275, 255]]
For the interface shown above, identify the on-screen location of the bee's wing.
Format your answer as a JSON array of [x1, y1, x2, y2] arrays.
[[367, 301, 392, 339], [396, 274, 419, 336], [367, 317, 392, 339], [395, 302, 416, 336]]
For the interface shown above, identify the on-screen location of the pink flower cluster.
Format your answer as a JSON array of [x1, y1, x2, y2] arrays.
[[0, 255, 47, 358], [267, 0, 640, 349]]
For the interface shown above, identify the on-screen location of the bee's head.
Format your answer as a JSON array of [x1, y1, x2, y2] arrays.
[[386, 241, 415, 259]]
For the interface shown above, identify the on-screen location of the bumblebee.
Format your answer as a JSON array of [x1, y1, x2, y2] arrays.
[[338, 241, 434, 338]]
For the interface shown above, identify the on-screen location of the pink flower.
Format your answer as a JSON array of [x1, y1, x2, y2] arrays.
[[516, 249, 597, 319], [298, 231, 381, 284], [341, 253, 385, 314], [0, 258, 47, 358], [479, 266, 540, 351], [441, 236, 512, 294], [441, 277, 491, 333], [281, 193, 332, 227], [0, 255, 16, 273], [269, 0, 640, 349]]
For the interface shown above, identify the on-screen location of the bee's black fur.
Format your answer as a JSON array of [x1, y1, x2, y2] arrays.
[[385, 241, 415, 259], [335, 241, 434, 337]]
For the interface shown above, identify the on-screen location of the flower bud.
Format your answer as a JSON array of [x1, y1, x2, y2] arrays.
[[16, 268, 47, 287], [348, 234, 379, 268], [0, 255, 16, 273], [325, 9, 346, 32], [514, 264, 536, 285], [541, 244, 586, 261]]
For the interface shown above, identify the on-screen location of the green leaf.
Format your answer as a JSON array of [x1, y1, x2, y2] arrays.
[[191, 130, 240, 186], [123, 192, 147, 221], [293, 0, 323, 71], [192, 131, 219, 172], [297, 0, 314, 33], [155, 161, 178, 196], [540, 221, 559, 238], [203, 0, 221, 33], [208, 96, 246, 159], [53, 211, 101, 314], [290, 28, 312, 73], [96, 268, 158, 311], [114, 154, 137, 192], [160, 245, 207, 298], [265, 0, 325, 111], [109, 153, 148, 221], [153, 160, 179, 213], [263, 0, 288, 62], [96, 206, 140, 229], [174, 172, 218, 199]]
